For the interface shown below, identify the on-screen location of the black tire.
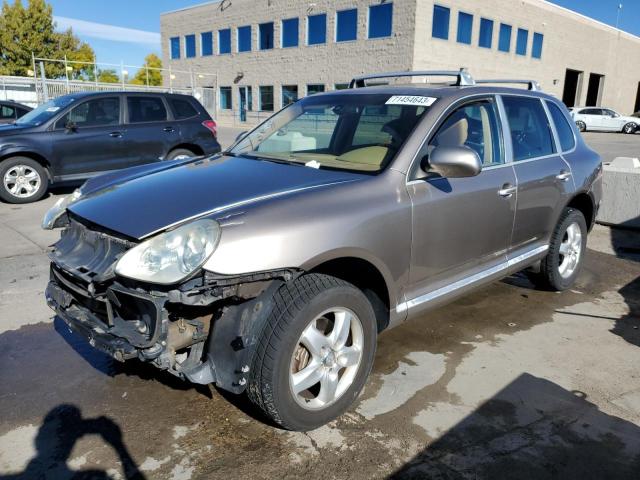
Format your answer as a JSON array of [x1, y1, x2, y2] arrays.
[[532, 208, 587, 291], [0, 157, 48, 204], [622, 122, 637, 134], [247, 273, 377, 431], [575, 121, 586, 132], [165, 148, 195, 161]]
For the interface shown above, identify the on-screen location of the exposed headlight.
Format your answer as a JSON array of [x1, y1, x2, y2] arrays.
[[41, 189, 82, 230], [115, 219, 221, 285]]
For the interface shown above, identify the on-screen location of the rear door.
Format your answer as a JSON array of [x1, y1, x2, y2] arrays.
[[581, 108, 604, 129], [406, 96, 517, 309], [501, 95, 573, 257], [49, 95, 130, 177], [124, 95, 181, 165]]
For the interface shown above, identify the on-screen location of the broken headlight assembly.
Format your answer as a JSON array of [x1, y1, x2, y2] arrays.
[[41, 189, 82, 229], [115, 219, 221, 285]]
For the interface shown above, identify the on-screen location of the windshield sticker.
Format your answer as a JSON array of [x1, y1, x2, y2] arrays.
[[386, 95, 437, 107], [45, 107, 60, 112]]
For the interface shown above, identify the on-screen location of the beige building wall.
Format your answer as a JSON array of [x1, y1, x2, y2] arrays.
[[413, 0, 640, 113], [161, 0, 640, 125], [161, 0, 417, 125]]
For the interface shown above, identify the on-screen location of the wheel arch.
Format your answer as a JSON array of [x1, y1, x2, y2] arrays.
[[0, 151, 51, 181], [167, 143, 204, 157], [566, 191, 596, 231]]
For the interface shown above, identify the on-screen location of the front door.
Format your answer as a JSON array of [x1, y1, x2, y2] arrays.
[[501, 95, 572, 255], [601, 109, 624, 131], [50, 96, 130, 178], [406, 97, 517, 307]]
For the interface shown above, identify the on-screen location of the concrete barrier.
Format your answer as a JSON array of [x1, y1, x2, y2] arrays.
[[596, 157, 640, 229]]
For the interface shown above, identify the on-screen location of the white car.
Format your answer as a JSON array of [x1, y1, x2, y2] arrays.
[[570, 107, 638, 134]]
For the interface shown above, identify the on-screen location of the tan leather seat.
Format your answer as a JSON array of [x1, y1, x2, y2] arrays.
[[436, 117, 468, 147]]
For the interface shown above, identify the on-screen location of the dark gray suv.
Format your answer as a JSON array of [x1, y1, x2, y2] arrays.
[[43, 71, 602, 431]]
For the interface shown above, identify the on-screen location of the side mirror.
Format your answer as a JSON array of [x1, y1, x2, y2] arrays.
[[421, 145, 482, 178], [235, 131, 248, 143]]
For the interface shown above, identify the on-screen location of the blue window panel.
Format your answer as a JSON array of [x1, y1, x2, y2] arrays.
[[238, 25, 251, 52], [218, 29, 231, 54], [259, 22, 274, 50], [478, 18, 493, 48], [498, 23, 511, 52], [369, 3, 393, 38], [308, 14, 327, 45], [185, 34, 196, 58], [431, 4, 449, 40], [282, 18, 299, 47], [201, 32, 213, 56], [219, 87, 232, 110], [516, 28, 528, 55], [532, 32, 544, 58], [336, 8, 357, 42], [170, 37, 180, 59], [456, 12, 473, 44]]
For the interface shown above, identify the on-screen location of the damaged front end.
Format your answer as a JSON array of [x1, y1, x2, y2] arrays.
[[46, 217, 298, 393]]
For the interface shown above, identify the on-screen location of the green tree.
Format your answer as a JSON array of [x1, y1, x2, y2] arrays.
[[130, 53, 163, 86], [0, 0, 95, 78], [97, 69, 119, 83]]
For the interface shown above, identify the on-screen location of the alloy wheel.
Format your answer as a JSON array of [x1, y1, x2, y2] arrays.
[[289, 307, 364, 410], [558, 222, 582, 279], [3, 164, 41, 199]]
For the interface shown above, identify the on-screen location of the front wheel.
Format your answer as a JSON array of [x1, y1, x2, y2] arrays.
[[532, 208, 587, 291], [622, 122, 637, 134], [0, 157, 48, 204], [247, 274, 377, 431]]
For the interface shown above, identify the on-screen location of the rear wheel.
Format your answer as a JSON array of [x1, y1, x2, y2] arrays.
[[622, 122, 637, 134], [575, 121, 586, 132], [0, 157, 48, 203], [531, 208, 587, 291], [166, 148, 196, 161], [247, 274, 377, 431]]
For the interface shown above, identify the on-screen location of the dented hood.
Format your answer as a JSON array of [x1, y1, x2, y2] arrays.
[[68, 155, 360, 240]]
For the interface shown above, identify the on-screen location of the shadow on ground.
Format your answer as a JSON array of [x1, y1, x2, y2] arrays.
[[389, 373, 640, 479], [0, 404, 145, 480]]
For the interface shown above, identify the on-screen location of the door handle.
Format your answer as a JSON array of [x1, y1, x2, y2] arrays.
[[556, 170, 572, 182], [498, 184, 517, 198], [163, 126, 175, 133], [109, 131, 123, 138]]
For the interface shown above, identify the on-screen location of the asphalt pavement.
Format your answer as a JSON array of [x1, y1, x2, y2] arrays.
[[0, 128, 639, 479]]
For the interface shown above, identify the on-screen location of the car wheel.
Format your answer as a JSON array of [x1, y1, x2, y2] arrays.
[[622, 122, 637, 134], [247, 273, 377, 431], [166, 148, 195, 161], [0, 157, 48, 204], [575, 121, 586, 132], [533, 208, 587, 291]]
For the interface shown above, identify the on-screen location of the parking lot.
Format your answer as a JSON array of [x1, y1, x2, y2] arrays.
[[1, 130, 639, 479]]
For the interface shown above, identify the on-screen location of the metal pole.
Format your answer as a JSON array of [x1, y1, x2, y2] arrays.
[[121, 60, 125, 88], [616, 3, 623, 29], [39, 61, 49, 102], [31, 52, 36, 80], [64, 55, 70, 93], [94, 57, 98, 86]]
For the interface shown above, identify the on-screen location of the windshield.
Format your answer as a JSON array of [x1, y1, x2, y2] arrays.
[[230, 93, 433, 173], [15, 96, 75, 126]]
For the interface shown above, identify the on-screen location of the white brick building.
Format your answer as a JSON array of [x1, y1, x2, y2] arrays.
[[160, 0, 640, 125]]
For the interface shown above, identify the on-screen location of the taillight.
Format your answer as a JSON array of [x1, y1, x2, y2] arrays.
[[202, 120, 217, 137]]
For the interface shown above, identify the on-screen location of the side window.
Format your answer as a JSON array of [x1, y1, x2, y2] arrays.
[[546, 101, 576, 152], [352, 105, 425, 148], [127, 96, 167, 123], [502, 96, 556, 161], [170, 99, 198, 119], [582, 108, 601, 116], [430, 99, 503, 166], [1, 105, 16, 119], [56, 97, 120, 129]]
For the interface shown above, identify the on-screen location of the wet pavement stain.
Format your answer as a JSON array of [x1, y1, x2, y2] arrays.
[[1, 249, 640, 479]]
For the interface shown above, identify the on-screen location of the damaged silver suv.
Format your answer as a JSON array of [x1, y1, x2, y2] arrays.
[[44, 71, 602, 431]]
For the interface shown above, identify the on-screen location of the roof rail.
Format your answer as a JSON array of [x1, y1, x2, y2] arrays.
[[349, 68, 475, 88], [475, 79, 541, 91]]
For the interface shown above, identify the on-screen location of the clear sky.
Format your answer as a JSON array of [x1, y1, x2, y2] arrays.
[[30, 0, 640, 68]]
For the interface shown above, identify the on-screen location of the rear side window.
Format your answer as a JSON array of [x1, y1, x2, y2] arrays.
[[581, 108, 602, 115], [1, 105, 15, 119], [170, 98, 198, 119], [56, 97, 120, 129], [546, 101, 576, 152], [127, 96, 167, 123], [502, 96, 555, 161]]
